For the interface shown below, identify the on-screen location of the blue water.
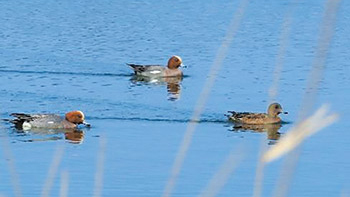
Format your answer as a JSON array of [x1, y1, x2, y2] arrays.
[[0, 0, 349, 196]]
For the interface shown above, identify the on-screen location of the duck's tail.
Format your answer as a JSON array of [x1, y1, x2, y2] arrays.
[[10, 113, 31, 119], [225, 111, 236, 116], [126, 63, 146, 74], [9, 113, 33, 130]]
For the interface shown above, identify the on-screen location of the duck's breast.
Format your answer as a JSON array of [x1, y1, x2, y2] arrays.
[[163, 68, 182, 77]]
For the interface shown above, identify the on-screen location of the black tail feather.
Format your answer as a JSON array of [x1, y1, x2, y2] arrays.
[[10, 113, 31, 118], [126, 63, 147, 73], [8, 113, 33, 130]]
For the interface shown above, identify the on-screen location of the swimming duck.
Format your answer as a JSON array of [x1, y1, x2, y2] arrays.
[[227, 103, 288, 124], [127, 55, 184, 77], [10, 111, 90, 130]]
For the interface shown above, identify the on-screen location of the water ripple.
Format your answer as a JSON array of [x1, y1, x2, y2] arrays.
[[0, 69, 131, 77], [88, 116, 227, 124]]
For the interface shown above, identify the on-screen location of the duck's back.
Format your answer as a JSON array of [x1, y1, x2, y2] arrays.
[[28, 114, 65, 128], [127, 64, 165, 77], [228, 112, 272, 124], [11, 113, 71, 129]]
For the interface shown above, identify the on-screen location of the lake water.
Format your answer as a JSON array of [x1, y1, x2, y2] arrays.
[[0, 0, 349, 196]]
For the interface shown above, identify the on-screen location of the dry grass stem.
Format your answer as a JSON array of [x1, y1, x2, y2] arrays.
[[271, 0, 342, 196], [298, 0, 342, 120], [40, 144, 65, 197], [252, 138, 268, 197], [263, 104, 339, 163], [59, 171, 69, 197], [268, 0, 297, 102], [93, 137, 107, 197], [340, 190, 350, 197], [161, 0, 249, 196], [199, 147, 245, 197], [0, 126, 23, 197], [260, 1, 298, 196]]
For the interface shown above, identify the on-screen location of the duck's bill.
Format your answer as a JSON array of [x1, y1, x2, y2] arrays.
[[180, 63, 187, 68], [82, 121, 91, 127]]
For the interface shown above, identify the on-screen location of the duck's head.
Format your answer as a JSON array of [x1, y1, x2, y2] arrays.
[[167, 55, 183, 69], [267, 103, 288, 117], [65, 111, 90, 126]]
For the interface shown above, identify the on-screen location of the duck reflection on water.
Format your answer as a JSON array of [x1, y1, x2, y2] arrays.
[[130, 75, 183, 101], [231, 123, 282, 144], [13, 128, 85, 144], [64, 129, 84, 144]]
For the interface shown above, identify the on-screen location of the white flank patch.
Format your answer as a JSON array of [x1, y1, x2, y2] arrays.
[[22, 122, 32, 130], [150, 70, 161, 74], [47, 121, 54, 124]]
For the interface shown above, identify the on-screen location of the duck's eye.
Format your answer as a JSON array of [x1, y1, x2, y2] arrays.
[[174, 58, 179, 62], [275, 105, 279, 109], [77, 115, 82, 118]]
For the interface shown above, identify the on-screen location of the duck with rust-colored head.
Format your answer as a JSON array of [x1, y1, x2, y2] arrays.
[[10, 111, 91, 130], [227, 103, 288, 124], [127, 55, 184, 77]]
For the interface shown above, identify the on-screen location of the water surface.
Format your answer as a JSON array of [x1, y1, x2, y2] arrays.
[[0, 0, 350, 196]]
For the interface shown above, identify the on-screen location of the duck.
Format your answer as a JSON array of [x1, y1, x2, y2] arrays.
[[127, 55, 184, 77], [227, 103, 288, 124], [9, 111, 90, 130]]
